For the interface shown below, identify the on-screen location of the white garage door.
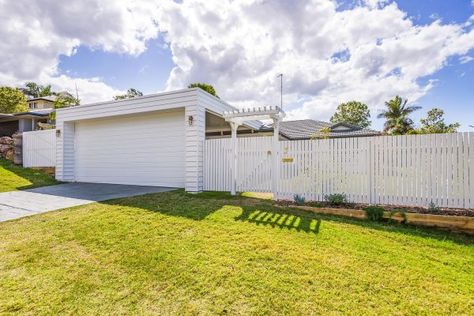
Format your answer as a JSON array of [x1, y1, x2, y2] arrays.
[[75, 109, 185, 187]]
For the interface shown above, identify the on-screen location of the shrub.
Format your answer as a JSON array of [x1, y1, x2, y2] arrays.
[[293, 194, 305, 206], [388, 209, 407, 223], [307, 201, 322, 208], [363, 206, 385, 222], [324, 193, 348, 206], [427, 201, 440, 213]]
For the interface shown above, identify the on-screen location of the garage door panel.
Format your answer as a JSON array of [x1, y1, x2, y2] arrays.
[[75, 110, 185, 187]]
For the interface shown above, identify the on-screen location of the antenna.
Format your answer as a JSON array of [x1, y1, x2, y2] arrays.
[[75, 82, 79, 106], [277, 73, 283, 111]]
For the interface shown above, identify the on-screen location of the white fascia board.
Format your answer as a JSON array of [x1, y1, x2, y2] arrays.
[[56, 88, 198, 123]]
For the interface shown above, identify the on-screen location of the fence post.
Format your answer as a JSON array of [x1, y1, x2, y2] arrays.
[[272, 117, 280, 200], [230, 122, 239, 196], [368, 138, 373, 204]]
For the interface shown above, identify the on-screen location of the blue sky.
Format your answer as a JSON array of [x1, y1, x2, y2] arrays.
[[3, 0, 473, 131], [59, 38, 174, 94], [394, 0, 474, 130]]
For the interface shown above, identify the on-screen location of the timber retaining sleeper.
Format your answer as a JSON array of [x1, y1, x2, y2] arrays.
[[291, 205, 474, 235]]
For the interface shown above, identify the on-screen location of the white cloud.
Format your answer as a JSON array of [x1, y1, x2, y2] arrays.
[[0, 0, 473, 122], [0, 0, 160, 103], [156, 0, 474, 125], [460, 55, 474, 64]]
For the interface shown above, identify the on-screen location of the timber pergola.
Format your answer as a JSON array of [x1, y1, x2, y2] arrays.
[[223, 106, 285, 198]]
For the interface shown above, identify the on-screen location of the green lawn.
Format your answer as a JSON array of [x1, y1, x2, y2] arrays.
[[0, 158, 57, 192], [0, 190, 473, 315]]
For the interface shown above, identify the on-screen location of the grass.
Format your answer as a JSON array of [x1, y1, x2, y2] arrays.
[[0, 190, 473, 315], [0, 158, 57, 192]]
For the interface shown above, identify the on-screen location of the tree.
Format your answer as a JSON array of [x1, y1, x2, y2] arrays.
[[188, 83, 219, 98], [49, 92, 80, 120], [330, 101, 371, 128], [54, 92, 80, 108], [377, 96, 421, 135], [21, 82, 54, 98], [311, 126, 331, 139], [0, 86, 28, 113], [114, 88, 143, 100], [418, 108, 460, 134]]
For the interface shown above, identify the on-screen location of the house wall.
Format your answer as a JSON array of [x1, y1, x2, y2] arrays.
[[18, 119, 33, 132], [29, 100, 54, 109], [56, 121, 75, 181]]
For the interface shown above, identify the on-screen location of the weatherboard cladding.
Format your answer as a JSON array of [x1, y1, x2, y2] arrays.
[[55, 88, 233, 191]]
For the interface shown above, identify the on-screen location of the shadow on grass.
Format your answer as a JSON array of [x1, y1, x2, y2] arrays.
[[235, 206, 321, 234], [103, 190, 474, 245], [0, 158, 57, 191]]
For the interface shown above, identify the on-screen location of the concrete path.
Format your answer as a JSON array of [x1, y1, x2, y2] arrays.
[[0, 183, 174, 222]]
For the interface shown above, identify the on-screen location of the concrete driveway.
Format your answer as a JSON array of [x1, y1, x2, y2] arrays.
[[0, 183, 175, 222]]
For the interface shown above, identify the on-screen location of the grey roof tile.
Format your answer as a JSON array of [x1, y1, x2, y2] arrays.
[[262, 119, 380, 139]]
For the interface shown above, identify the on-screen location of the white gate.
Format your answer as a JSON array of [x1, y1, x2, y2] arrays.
[[204, 137, 273, 192], [203, 133, 474, 208], [22, 129, 56, 167]]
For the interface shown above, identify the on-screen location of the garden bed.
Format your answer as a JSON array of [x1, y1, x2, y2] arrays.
[[276, 200, 474, 217], [290, 205, 474, 235]]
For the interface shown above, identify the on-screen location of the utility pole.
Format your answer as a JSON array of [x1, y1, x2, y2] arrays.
[[277, 73, 283, 111]]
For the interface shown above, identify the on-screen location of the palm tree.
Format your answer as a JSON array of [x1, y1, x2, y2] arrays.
[[21, 82, 54, 98], [377, 96, 421, 134]]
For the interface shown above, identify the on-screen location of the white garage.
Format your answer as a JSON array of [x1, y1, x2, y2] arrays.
[[75, 110, 185, 187], [55, 88, 238, 192]]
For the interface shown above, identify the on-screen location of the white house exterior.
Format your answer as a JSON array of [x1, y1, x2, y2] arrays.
[[55, 88, 247, 192]]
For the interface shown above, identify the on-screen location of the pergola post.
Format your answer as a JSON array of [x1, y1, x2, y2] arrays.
[[272, 117, 280, 200], [223, 106, 285, 198], [230, 121, 239, 196]]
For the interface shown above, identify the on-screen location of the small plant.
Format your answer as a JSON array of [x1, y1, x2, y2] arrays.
[[427, 201, 440, 213], [363, 206, 385, 222], [293, 194, 306, 206], [388, 209, 407, 223], [324, 193, 348, 206], [307, 201, 322, 208]]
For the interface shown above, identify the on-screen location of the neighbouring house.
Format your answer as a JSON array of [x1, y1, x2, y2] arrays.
[[27, 95, 57, 109], [205, 119, 380, 139], [272, 120, 380, 139], [0, 95, 56, 136]]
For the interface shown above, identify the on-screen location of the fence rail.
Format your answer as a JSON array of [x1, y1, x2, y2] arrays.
[[22, 129, 56, 167], [204, 133, 474, 208]]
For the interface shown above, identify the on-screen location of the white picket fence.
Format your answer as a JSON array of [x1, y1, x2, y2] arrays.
[[22, 129, 56, 167], [204, 133, 474, 208]]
